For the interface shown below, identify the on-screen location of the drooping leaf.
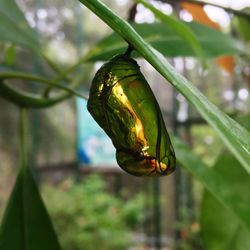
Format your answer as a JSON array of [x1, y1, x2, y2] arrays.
[[79, 0, 250, 176], [172, 136, 250, 233], [137, 0, 204, 61], [201, 154, 250, 250], [180, 2, 235, 75], [0, 0, 41, 50], [0, 166, 61, 250], [85, 22, 240, 62]]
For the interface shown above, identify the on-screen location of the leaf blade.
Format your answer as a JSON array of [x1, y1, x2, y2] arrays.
[[0, 166, 61, 250], [0, 0, 41, 50], [172, 137, 250, 233], [85, 22, 240, 61], [137, 0, 204, 60], [200, 154, 250, 250]]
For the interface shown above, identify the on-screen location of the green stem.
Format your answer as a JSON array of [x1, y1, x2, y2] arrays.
[[19, 108, 28, 168], [0, 69, 88, 108], [42, 54, 71, 82], [43, 57, 85, 97], [124, 44, 134, 57], [0, 72, 88, 100], [42, 54, 71, 97], [0, 83, 72, 108], [52, 58, 86, 83], [42, 53, 87, 97]]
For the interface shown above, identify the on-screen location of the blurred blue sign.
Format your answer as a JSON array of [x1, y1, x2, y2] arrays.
[[76, 98, 116, 166]]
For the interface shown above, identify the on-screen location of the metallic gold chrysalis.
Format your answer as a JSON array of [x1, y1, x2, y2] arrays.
[[87, 55, 176, 177]]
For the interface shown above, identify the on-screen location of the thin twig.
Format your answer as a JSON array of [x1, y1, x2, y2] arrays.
[[125, 3, 138, 56], [128, 3, 138, 22]]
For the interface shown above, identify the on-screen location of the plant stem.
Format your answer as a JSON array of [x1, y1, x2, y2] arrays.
[[19, 108, 28, 168], [42, 53, 87, 97], [124, 45, 134, 57], [43, 57, 86, 97], [0, 69, 88, 108], [42, 54, 71, 82], [0, 72, 88, 100], [0, 83, 71, 108]]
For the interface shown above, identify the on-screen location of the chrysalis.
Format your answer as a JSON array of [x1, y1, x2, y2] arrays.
[[87, 55, 176, 177]]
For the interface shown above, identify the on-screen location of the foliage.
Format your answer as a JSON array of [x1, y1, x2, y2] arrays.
[[79, 0, 250, 237], [201, 154, 250, 250], [85, 22, 239, 62], [176, 218, 203, 250], [0, 165, 61, 250], [0, 0, 250, 250], [42, 174, 146, 250], [0, 109, 61, 250]]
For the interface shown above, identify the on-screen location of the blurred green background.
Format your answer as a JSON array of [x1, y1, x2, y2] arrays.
[[0, 0, 250, 250]]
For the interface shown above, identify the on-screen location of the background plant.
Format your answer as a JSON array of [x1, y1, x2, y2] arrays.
[[42, 174, 146, 250]]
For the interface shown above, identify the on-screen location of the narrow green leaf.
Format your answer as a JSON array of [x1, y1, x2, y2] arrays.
[[0, 166, 61, 250], [85, 22, 239, 61], [79, 0, 250, 174], [0, 0, 40, 50], [172, 137, 250, 233], [137, 0, 204, 60], [201, 154, 250, 250]]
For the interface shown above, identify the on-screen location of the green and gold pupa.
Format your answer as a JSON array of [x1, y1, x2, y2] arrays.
[[87, 55, 176, 177]]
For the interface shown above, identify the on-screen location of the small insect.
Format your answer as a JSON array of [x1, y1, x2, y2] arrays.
[[87, 54, 176, 177]]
